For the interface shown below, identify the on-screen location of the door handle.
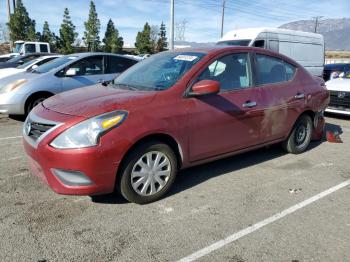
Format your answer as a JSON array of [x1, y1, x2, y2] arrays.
[[242, 101, 257, 108], [294, 93, 305, 99]]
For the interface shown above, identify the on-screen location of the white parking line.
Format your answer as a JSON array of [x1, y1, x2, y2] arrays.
[[178, 179, 350, 262], [0, 136, 22, 140]]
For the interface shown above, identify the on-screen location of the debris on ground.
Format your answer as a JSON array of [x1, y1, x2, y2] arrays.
[[326, 131, 343, 143], [289, 188, 302, 194]]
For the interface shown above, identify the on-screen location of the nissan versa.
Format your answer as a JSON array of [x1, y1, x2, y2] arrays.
[[23, 47, 329, 204]]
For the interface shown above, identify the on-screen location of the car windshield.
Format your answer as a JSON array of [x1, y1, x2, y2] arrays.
[[17, 58, 40, 69], [114, 51, 205, 91], [13, 42, 23, 53], [343, 71, 350, 79], [32, 56, 78, 74], [216, 40, 251, 46], [7, 55, 24, 63]]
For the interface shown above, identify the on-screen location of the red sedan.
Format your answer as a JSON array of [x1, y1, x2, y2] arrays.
[[23, 47, 329, 204]]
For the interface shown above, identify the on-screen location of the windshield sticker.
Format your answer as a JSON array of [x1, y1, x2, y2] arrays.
[[174, 55, 198, 62]]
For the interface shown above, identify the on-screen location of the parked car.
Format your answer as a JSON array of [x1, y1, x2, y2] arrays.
[[22, 47, 329, 204], [0, 55, 16, 63], [0, 55, 62, 80], [323, 63, 350, 81], [217, 28, 325, 77], [0, 53, 138, 115], [325, 71, 350, 115], [0, 53, 47, 70]]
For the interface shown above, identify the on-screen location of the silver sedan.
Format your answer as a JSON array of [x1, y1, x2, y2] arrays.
[[0, 52, 138, 115]]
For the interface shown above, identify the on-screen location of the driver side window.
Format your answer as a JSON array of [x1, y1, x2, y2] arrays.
[[67, 56, 103, 76], [198, 53, 252, 91]]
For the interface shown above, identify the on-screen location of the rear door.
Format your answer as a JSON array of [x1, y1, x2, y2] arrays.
[[253, 53, 304, 142], [187, 52, 263, 161], [104, 55, 137, 81], [61, 55, 105, 92]]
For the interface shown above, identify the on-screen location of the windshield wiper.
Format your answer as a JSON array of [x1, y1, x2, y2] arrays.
[[113, 83, 139, 91]]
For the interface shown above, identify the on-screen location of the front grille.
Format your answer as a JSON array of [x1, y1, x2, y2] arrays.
[[329, 91, 350, 110], [28, 122, 55, 142], [23, 114, 60, 147]]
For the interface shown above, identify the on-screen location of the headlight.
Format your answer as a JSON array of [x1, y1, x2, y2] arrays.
[[50, 110, 128, 149], [0, 79, 27, 93]]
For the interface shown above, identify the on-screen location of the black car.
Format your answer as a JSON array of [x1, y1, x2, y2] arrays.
[[0, 53, 46, 69], [323, 63, 350, 81]]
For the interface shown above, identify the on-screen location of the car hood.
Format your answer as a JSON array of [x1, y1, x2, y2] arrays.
[[43, 84, 157, 118], [326, 78, 350, 91], [0, 71, 41, 88], [0, 68, 23, 79]]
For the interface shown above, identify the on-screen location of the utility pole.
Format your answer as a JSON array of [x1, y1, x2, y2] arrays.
[[7, 0, 12, 48], [170, 0, 175, 50], [12, 0, 16, 10], [220, 0, 226, 38], [313, 16, 324, 33]]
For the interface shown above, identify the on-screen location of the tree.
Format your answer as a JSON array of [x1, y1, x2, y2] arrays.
[[103, 19, 123, 53], [27, 20, 37, 41], [7, 0, 34, 42], [135, 22, 152, 54], [59, 8, 77, 54], [41, 21, 60, 51], [84, 1, 101, 51], [150, 25, 159, 53], [157, 21, 167, 52]]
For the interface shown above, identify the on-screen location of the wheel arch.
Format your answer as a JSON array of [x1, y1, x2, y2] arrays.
[[24, 91, 55, 114]]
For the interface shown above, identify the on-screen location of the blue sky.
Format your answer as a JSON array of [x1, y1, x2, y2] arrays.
[[1, 0, 350, 46]]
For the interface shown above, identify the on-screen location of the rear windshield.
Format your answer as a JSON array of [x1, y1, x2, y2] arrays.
[[216, 40, 251, 46], [32, 56, 78, 74]]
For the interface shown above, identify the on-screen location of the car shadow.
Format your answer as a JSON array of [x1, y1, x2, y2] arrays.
[[8, 114, 26, 122], [90, 192, 128, 205]]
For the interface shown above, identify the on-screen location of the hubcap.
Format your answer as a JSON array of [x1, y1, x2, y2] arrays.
[[131, 151, 172, 196], [295, 123, 309, 146]]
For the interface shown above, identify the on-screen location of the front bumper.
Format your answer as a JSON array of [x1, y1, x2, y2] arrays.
[[23, 105, 130, 195], [0, 92, 25, 115]]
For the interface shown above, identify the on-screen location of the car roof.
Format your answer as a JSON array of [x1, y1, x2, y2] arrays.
[[67, 52, 139, 61]]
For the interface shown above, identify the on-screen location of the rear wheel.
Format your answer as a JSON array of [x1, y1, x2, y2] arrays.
[[118, 142, 177, 204], [282, 114, 313, 154]]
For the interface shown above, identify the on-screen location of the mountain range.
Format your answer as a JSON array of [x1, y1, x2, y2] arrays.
[[280, 18, 350, 51]]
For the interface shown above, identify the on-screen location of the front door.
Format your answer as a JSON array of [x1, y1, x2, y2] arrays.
[[62, 55, 105, 92], [187, 52, 262, 162]]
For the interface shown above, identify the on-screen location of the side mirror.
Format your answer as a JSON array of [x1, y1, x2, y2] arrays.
[[189, 80, 220, 97], [65, 68, 77, 77], [17, 60, 24, 65], [31, 64, 38, 70]]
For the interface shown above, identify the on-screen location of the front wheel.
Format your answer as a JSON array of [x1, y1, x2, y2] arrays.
[[282, 115, 313, 154], [118, 142, 177, 204], [26, 96, 50, 115]]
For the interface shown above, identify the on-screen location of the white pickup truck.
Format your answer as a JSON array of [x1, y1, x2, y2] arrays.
[[0, 41, 51, 61]]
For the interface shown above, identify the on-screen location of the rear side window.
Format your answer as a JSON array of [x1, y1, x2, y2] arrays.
[[40, 44, 48, 53], [105, 56, 137, 74], [25, 44, 36, 53], [285, 62, 296, 80], [256, 54, 287, 85]]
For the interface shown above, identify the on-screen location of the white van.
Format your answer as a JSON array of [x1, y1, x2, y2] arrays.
[[217, 28, 325, 77]]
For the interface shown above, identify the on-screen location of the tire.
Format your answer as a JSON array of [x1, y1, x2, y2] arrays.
[[118, 142, 177, 204], [26, 95, 50, 115], [282, 114, 313, 154]]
